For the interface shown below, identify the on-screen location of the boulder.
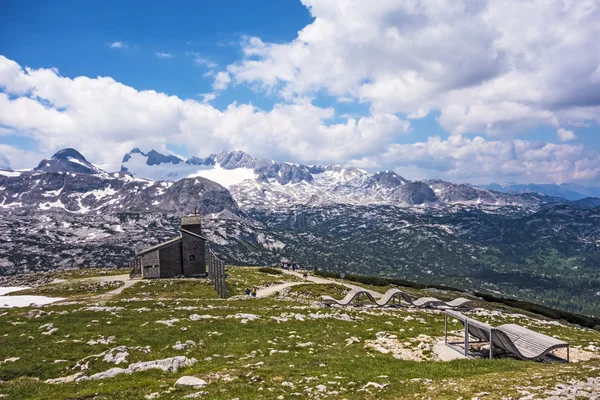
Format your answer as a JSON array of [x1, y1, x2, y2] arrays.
[[175, 376, 208, 388]]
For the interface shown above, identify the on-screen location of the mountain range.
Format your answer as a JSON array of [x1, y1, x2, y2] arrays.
[[480, 182, 600, 201], [118, 148, 600, 212], [1, 148, 600, 316]]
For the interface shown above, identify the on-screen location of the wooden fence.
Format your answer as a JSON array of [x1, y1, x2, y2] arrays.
[[129, 257, 142, 279], [207, 249, 227, 299]]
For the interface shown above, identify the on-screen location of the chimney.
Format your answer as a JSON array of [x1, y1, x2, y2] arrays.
[[180, 215, 202, 236]]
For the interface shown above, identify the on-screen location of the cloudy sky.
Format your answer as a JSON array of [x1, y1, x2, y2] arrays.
[[1, 0, 599, 185]]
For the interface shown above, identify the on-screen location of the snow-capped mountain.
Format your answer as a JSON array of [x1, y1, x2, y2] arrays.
[[0, 149, 241, 217], [34, 148, 106, 175], [120, 148, 561, 212]]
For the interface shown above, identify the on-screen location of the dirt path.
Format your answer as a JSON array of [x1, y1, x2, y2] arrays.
[[255, 281, 309, 298], [76, 274, 141, 299], [258, 269, 384, 299]]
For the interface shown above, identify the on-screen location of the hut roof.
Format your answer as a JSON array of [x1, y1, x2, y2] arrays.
[[180, 228, 208, 241], [136, 236, 182, 256]]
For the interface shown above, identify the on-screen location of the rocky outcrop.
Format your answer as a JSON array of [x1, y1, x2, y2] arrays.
[[77, 356, 197, 381]]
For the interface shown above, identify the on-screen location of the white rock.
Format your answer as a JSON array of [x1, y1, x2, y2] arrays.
[[103, 346, 129, 365], [156, 319, 179, 327], [189, 314, 218, 321], [45, 372, 85, 384], [184, 392, 209, 398], [175, 376, 208, 388], [363, 382, 388, 389], [78, 356, 197, 381]]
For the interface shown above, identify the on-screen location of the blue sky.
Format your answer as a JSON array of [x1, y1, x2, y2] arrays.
[[0, 0, 599, 184], [0, 0, 310, 108]]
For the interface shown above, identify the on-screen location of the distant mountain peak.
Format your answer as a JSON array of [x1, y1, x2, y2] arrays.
[[51, 148, 88, 163], [34, 148, 104, 175], [122, 148, 185, 167]]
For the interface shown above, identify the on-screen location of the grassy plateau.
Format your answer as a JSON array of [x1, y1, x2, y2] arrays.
[[0, 266, 598, 399]]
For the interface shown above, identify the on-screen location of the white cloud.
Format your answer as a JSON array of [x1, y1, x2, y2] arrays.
[[109, 41, 127, 49], [200, 92, 217, 103], [186, 52, 217, 69], [557, 127, 577, 142], [0, 55, 407, 169], [0, 152, 8, 169], [213, 71, 231, 91], [155, 52, 173, 59], [223, 0, 600, 137], [0, 144, 45, 170], [351, 136, 600, 184]]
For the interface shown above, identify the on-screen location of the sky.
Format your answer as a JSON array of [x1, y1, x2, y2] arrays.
[[0, 0, 599, 185]]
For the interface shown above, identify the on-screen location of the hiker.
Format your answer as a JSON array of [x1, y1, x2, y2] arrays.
[[245, 288, 250, 296], [251, 289, 257, 297], [303, 272, 308, 280]]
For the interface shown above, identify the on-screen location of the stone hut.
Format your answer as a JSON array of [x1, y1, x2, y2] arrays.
[[133, 215, 207, 278]]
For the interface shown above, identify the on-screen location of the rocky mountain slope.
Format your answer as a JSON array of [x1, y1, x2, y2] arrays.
[[2, 148, 600, 316], [120, 148, 583, 213]]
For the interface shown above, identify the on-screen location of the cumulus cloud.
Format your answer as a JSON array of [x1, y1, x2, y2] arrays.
[[0, 144, 45, 170], [223, 0, 600, 136], [155, 52, 173, 59], [0, 55, 406, 169], [557, 128, 577, 142], [200, 92, 217, 103], [109, 41, 126, 49], [213, 71, 231, 90], [350, 136, 600, 184]]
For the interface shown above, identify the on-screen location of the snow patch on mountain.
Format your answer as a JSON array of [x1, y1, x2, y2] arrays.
[[0, 170, 22, 177], [187, 165, 257, 188], [118, 152, 200, 182]]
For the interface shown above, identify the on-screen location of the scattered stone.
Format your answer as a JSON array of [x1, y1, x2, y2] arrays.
[[226, 313, 260, 324], [45, 372, 85, 384], [183, 392, 209, 398], [84, 306, 124, 312], [78, 356, 197, 381], [363, 382, 388, 389], [189, 314, 219, 321], [156, 319, 180, 327], [20, 309, 47, 319], [172, 340, 197, 350], [87, 336, 115, 345], [345, 337, 360, 345], [174, 376, 208, 388], [103, 346, 129, 365]]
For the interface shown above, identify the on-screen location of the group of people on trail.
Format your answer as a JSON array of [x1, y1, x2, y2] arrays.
[[279, 261, 309, 280], [245, 288, 257, 297], [280, 262, 300, 271]]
